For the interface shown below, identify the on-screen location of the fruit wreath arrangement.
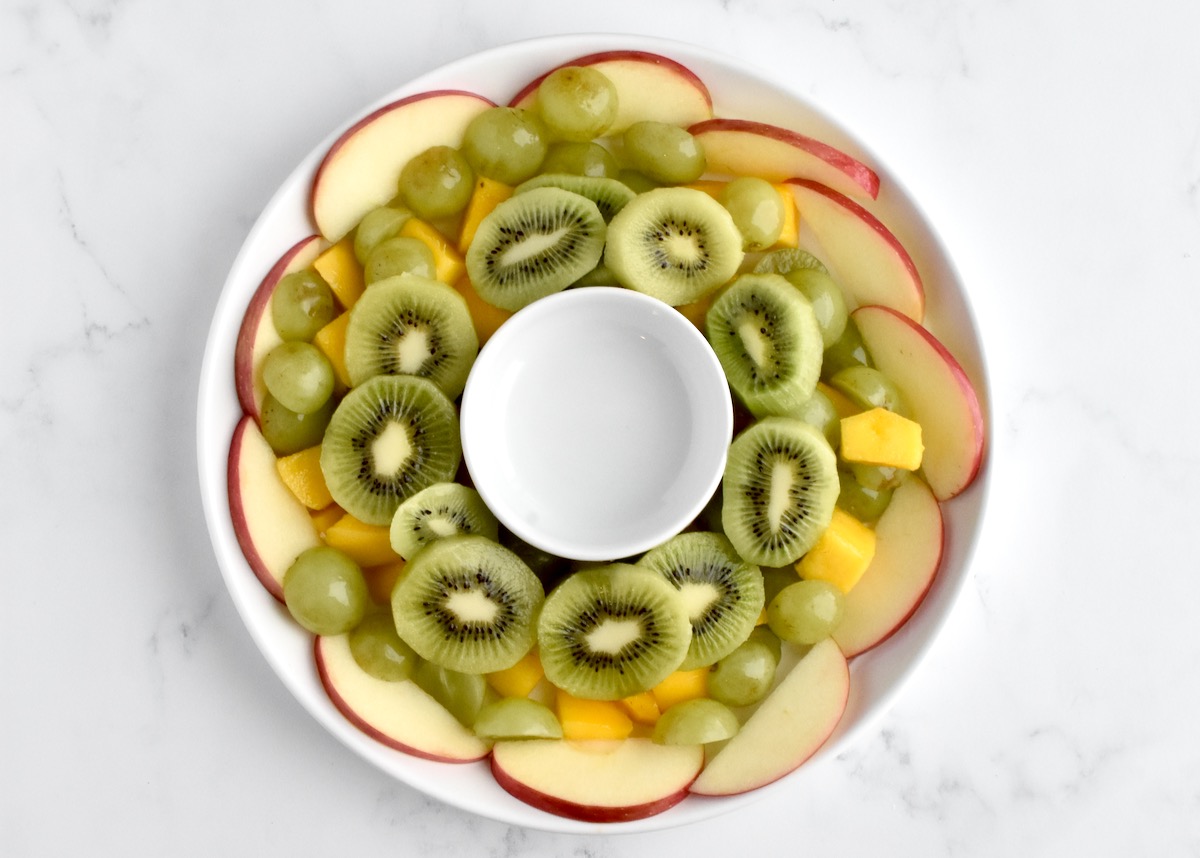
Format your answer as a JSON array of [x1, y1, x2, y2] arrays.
[[227, 51, 986, 822]]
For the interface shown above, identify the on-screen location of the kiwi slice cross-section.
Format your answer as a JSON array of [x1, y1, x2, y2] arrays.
[[514, 173, 636, 222], [389, 481, 500, 560], [604, 186, 744, 306], [465, 186, 606, 311], [537, 564, 691, 700], [320, 374, 461, 526], [721, 417, 839, 568], [707, 272, 823, 418], [637, 531, 765, 670], [391, 534, 544, 675], [343, 273, 479, 398]]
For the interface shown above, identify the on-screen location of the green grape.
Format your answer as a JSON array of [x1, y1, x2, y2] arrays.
[[353, 206, 411, 264], [760, 565, 798, 609], [348, 612, 417, 681], [261, 341, 335, 415], [652, 698, 740, 745], [720, 176, 785, 250], [259, 392, 335, 456], [785, 268, 848, 348], [282, 546, 369, 635], [747, 624, 783, 663], [363, 236, 436, 285], [828, 365, 909, 416], [837, 469, 894, 522], [473, 697, 563, 740], [412, 661, 489, 727], [535, 65, 619, 141], [621, 121, 706, 184], [848, 462, 904, 492], [540, 141, 620, 178], [789, 387, 840, 449], [767, 580, 845, 645], [707, 639, 779, 707], [271, 269, 335, 341], [821, 319, 872, 380], [398, 145, 475, 220], [460, 107, 547, 185], [616, 169, 660, 194]]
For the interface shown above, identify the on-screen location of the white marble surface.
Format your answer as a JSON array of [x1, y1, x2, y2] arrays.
[[4, 0, 1199, 854]]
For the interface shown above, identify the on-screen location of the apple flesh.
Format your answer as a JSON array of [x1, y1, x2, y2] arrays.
[[509, 50, 713, 133], [227, 416, 321, 601], [233, 234, 326, 421], [833, 475, 944, 657], [689, 118, 879, 200], [315, 634, 490, 763], [309, 90, 494, 242], [688, 637, 849, 797], [786, 178, 924, 322], [490, 737, 703, 822], [853, 305, 986, 499]]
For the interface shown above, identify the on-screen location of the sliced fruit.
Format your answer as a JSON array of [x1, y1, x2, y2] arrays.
[[486, 647, 545, 699], [311, 311, 352, 389], [312, 237, 365, 309], [323, 512, 401, 568], [556, 690, 634, 741], [457, 176, 513, 253], [650, 667, 710, 712], [795, 507, 877, 594], [275, 444, 334, 510], [398, 218, 466, 286], [840, 406, 925, 471]]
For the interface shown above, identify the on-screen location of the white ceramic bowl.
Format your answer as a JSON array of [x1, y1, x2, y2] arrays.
[[196, 33, 991, 833]]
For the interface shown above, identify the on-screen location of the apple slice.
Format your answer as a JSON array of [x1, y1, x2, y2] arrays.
[[853, 305, 986, 499], [310, 90, 495, 242], [233, 235, 326, 420], [786, 178, 924, 322], [509, 51, 713, 133], [227, 416, 321, 601], [315, 634, 490, 763], [490, 738, 704, 822], [690, 118, 879, 200], [833, 476, 944, 657], [688, 638, 848, 796]]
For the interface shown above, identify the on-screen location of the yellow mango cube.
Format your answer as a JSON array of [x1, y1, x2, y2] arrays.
[[555, 690, 634, 741], [362, 558, 406, 605], [275, 445, 333, 510], [487, 648, 545, 699], [773, 184, 799, 248], [839, 407, 924, 470], [451, 276, 512, 345], [651, 668, 709, 712], [457, 177, 513, 254], [400, 218, 465, 286], [796, 507, 877, 593], [312, 238, 365, 309], [312, 311, 352, 389], [322, 513, 401, 568], [618, 691, 662, 726]]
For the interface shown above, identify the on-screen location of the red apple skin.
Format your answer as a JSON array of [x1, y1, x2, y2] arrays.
[[233, 234, 324, 421], [690, 118, 880, 200], [490, 759, 691, 823]]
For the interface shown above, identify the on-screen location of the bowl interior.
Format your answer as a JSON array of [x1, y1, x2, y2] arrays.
[[197, 33, 990, 834]]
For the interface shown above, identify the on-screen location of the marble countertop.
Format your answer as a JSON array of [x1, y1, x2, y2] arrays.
[[4, 0, 1198, 854]]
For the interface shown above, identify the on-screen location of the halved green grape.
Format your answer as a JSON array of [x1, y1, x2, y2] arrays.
[[767, 579, 845, 645], [707, 638, 779, 708], [837, 468, 895, 522], [721, 176, 785, 251], [412, 661, 490, 727], [784, 268, 848, 348], [789, 387, 840, 450], [353, 205, 411, 264], [621, 121, 706, 185], [747, 624, 783, 663], [259, 392, 335, 456], [541, 141, 620, 178], [760, 566, 798, 611], [473, 697, 563, 740], [271, 269, 335, 341], [828, 365, 909, 416], [536, 65, 619, 141], [652, 698, 740, 745], [821, 318, 872, 380], [363, 236, 437, 285], [460, 107, 547, 186], [398, 145, 475, 220], [261, 341, 335, 415], [348, 611, 418, 681], [616, 169, 660, 194], [282, 546, 369, 636]]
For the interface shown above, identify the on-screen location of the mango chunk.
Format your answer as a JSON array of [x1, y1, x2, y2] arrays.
[[323, 513, 401, 568], [618, 691, 662, 726], [451, 276, 512, 344], [773, 183, 799, 248], [275, 445, 333, 510], [817, 381, 860, 419], [796, 507, 877, 594], [312, 238, 365, 309], [312, 311, 352, 388], [400, 218, 465, 286], [555, 690, 634, 741], [839, 406, 924, 471], [457, 177, 513, 254], [651, 668, 709, 712], [487, 648, 545, 699], [309, 503, 345, 535], [363, 558, 406, 605]]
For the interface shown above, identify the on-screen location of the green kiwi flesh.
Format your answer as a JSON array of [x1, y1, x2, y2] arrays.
[[389, 481, 499, 560], [721, 417, 839, 567], [707, 273, 823, 418], [514, 173, 636, 222], [753, 247, 829, 276], [391, 534, 544, 674], [637, 531, 765, 670], [319, 374, 461, 526]]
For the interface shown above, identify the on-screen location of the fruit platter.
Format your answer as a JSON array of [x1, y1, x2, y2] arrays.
[[197, 35, 989, 832]]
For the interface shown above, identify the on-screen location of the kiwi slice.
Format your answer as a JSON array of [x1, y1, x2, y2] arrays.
[[391, 534, 544, 674], [753, 247, 829, 276], [465, 186, 606, 311], [319, 374, 461, 526], [389, 481, 499, 560], [343, 274, 478, 398], [604, 186, 744, 306], [637, 532, 765, 670], [706, 273, 823, 418], [514, 173, 636, 222], [537, 564, 691, 700], [721, 417, 839, 567]]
